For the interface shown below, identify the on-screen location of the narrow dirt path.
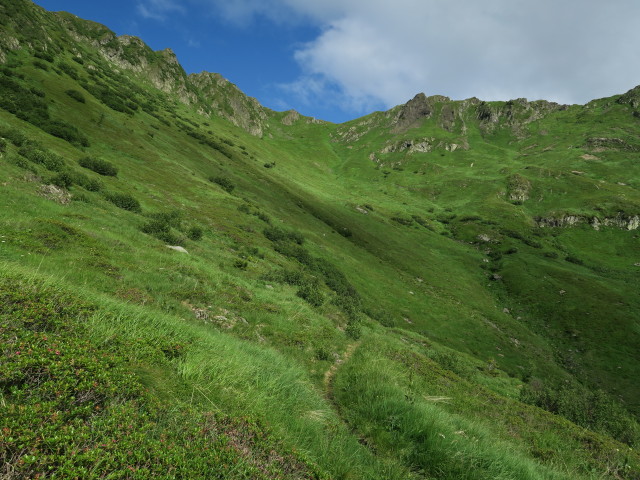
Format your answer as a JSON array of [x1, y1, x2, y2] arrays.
[[324, 341, 360, 401]]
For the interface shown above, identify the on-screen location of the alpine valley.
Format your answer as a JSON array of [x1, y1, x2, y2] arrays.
[[1, 1, 639, 479]]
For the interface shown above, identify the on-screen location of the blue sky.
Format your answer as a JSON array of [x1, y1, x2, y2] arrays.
[[32, 0, 640, 124]]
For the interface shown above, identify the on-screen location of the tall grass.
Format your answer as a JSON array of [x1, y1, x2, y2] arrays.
[[333, 335, 602, 480]]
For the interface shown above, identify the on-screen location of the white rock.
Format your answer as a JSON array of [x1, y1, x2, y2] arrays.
[[166, 245, 188, 254]]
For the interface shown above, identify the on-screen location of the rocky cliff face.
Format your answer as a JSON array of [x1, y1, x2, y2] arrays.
[[2, 3, 269, 136], [188, 72, 269, 137], [536, 213, 640, 230], [617, 85, 640, 109], [477, 98, 566, 137], [55, 13, 198, 105]]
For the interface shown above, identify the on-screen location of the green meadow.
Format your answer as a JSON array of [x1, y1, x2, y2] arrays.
[[1, 1, 639, 478]]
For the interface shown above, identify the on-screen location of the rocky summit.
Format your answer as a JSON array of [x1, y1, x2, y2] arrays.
[[0, 1, 639, 479]]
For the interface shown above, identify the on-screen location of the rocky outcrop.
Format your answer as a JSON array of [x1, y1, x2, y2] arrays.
[[56, 11, 273, 136], [477, 98, 566, 137], [584, 137, 639, 152], [57, 13, 198, 105], [392, 93, 448, 133], [536, 215, 583, 228], [536, 214, 640, 230], [281, 110, 300, 126], [617, 85, 640, 109], [188, 72, 269, 137], [0, 33, 20, 63], [379, 137, 468, 155], [507, 174, 532, 203]]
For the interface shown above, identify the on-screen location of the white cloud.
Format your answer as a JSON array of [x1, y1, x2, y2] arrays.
[[189, 0, 640, 113], [137, 0, 185, 21]]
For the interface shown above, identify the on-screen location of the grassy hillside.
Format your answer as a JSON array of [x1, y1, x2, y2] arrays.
[[1, 1, 639, 478]]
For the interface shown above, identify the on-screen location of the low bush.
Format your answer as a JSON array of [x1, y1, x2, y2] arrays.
[[0, 277, 322, 479], [264, 226, 305, 245], [391, 216, 414, 226], [520, 381, 640, 445], [33, 50, 54, 62], [565, 255, 584, 265], [105, 192, 141, 212], [32, 59, 49, 70], [18, 145, 65, 171], [234, 259, 248, 270], [140, 211, 186, 244], [58, 62, 79, 80], [0, 126, 27, 146], [79, 156, 118, 176], [50, 171, 74, 189], [296, 280, 324, 307], [187, 226, 204, 241], [210, 175, 235, 193], [65, 89, 85, 103], [42, 120, 89, 147]]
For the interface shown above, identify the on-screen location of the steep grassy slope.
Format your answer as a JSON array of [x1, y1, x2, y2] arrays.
[[1, 1, 639, 478]]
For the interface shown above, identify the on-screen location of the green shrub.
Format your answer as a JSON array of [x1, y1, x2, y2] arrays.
[[42, 120, 89, 146], [520, 382, 640, 445], [187, 226, 204, 241], [210, 175, 235, 193], [315, 348, 331, 361], [34, 50, 54, 62], [345, 321, 361, 340], [256, 212, 271, 224], [85, 83, 136, 114], [565, 255, 584, 265], [79, 156, 118, 176], [234, 259, 248, 270], [391, 216, 414, 226], [105, 192, 141, 212], [58, 62, 79, 80], [0, 126, 27, 146], [296, 282, 324, 307], [18, 145, 65, 171], [140, 211, 185, 244], [50, 171, 74, 189], [32, 59, 49, 70], [264, 226, 304, 245], [265, 268, 307, 286], [0, 138, 6, 152], [67, 171, 102, 192], [0, 277, 321, 479], [65, 89, 85, 103]]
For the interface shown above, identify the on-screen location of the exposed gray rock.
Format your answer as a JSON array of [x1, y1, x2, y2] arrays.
[[189, 72, 269, 137], [281, 110, 300, 126], [38, 185, 71, 205], [585, 137, 639, 152], [536, 214, 640, 230], [380, 137, 468, 155], [617, 85, 640, 109], [392, 93, 436, 133], [507, 174, 532, 203]]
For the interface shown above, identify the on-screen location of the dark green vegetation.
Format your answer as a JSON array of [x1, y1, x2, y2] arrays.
[[1, 1, 639, 478]]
